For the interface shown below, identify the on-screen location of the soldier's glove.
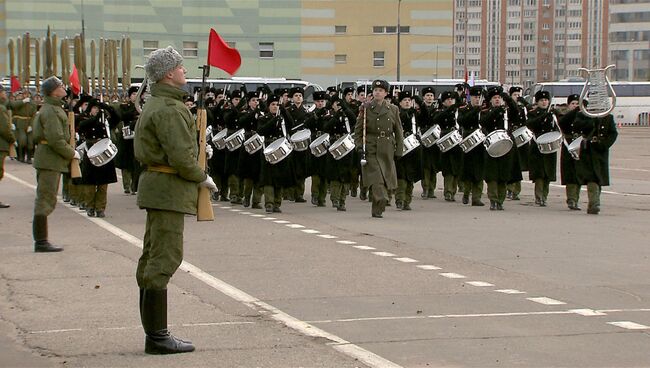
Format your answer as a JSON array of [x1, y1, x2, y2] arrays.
[[11, 124, 16, 131], [205, 144, 214, 159], [27, 126, 32, 133], [200, 176, 218, 192], [23, 97, 30, 103], [75, 133, 80, 141], [73, 151, 81, 160]]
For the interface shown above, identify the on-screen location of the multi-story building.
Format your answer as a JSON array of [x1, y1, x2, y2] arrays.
[[453, 0, 610, 88], [0, 0, 454, 88], [608, 0, 650, 81]]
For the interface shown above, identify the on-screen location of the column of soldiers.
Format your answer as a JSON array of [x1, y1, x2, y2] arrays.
[[199, 80, 616, 217]]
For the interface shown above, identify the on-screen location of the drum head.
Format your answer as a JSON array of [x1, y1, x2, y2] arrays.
[[264, 138, 286, 154], [310, 133, 330, 148], [87, 138, 111, 157], [537, 131, 562, 144], [291, 129, 311, 141], [487, 140, 513, 158]]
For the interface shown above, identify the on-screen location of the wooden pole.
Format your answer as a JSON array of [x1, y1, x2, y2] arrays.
[[69, 111, 82, 178], [90, 40, 96, 95], [35, 38, 40, 94]]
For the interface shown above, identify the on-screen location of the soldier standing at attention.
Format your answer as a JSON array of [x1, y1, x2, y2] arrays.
[[31, 77, 81, 252], [354, 80, 404, 218], [134, 46, 217, 354], [0, 84, 16, 208], [558, 94, 583, 210]]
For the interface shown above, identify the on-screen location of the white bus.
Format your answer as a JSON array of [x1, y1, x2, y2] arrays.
[[529, 81, 650, 126], [340, 79, 500, 97]]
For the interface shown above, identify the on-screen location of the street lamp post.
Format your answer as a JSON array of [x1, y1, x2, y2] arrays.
[[397, 0, 402, 81]]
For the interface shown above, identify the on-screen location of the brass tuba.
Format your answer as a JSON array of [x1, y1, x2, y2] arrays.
[[578, 65, 616, 118]]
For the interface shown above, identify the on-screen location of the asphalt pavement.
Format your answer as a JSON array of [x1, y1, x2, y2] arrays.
[[1, 127, 649, 367]]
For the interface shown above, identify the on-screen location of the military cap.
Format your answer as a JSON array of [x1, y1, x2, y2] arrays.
[[267, 94, 281, 105], [183, 95, 194, 103], [273, 87, 288, 96], [289, 86, 304, 97], [145, 46, 183, 83], [313, 91, 328, 101], [78, 94, 93, 106], [215, 88, 225, 95], [509, 86, 523, 95], [42, 76, 64, 96], [128, 86, 139, 96], [343, 87, 355, 96], [326, 86, 338, 93], [330, 94, 341, 104], [398, 91, 412, 102], [567, 94, 580, 104], [486, 86, 504, 100], [469, 86, 484, 96], [246, 91, 259, 100], [372, 79, 390, 92], [256, 84, 272, 95], [440, 91, 456, 103], [356, 86, 368, 94], [421, 86, 435, 96], [230, 90, 243, 99], [535, 90, 551, 102]]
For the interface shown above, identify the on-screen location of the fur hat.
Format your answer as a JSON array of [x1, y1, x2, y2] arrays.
[[486, 86, 504, 101], [145, 46, 183, 82], [356, 86, 368, 94], [343, 87, 355, 96], [440, 91, 456, 103], [398, 91, 412, 102], [128, 86, 139, 96], [567, 94, 579, 104], [421, 86, 435, 96], [230, 90, 243, 99], [313, 91, 328, 101], [42, 76, 63, 96], [469, 86, 484, 97], [509, 86, 523, 95], [267, 94, 281, 105], [289, 86, 304, 97], [246, 91, 259, 100], [535, 90, 551, 102], [371, 79, 390, 92]]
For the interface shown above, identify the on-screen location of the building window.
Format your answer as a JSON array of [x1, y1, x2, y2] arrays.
[[373, 26, 384, 34], [143, 40, 158, 57], [373, 51, 385, 67], [335, 54, 347, 63], [259, 42, 274, 58], [335, 25, 347, 34], [226, 41, 236, 48], [183, 41, 198, 58]]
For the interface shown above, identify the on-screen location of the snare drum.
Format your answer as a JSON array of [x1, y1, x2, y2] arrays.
[[459, 129, 486, 153], [263, 137, 293, 164], [211, 128, 228, 150], [536, 131, 563, 154], [309, 133, 330, 157], [567, 136, 582, 160], [512, 126, 534, 147], [436, 130, 462, 152], [244, 133, 264, 154], [402, 134, 421, 156], [225, 129, 245, 151], [290, 129, 312, 151], [483, 130, 513, 158], [76, 142, 88, 159], [87, 138, 118, 167], [420, 125, 441, 148], [122, 125, 135, 140], [329, 134, 355, 160]]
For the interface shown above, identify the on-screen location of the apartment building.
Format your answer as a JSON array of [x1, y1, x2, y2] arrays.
[[608, 0, 650, 81]]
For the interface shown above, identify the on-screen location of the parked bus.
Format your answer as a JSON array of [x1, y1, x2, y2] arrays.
[[338, 79, 500, 98], [529, 81, 650, 126]]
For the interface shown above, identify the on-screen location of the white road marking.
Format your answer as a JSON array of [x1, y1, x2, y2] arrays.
[[28, 328, 83, 334], [372, 252, 397, 257], [607, 321, 650, 330], [336, 240, 357, 245], [466, 281, 494, 287], [308, 310, 578, 324], [250, 214, 265, 217], [416, 265, 442, 270], [610, 166, 650, 173], [230, 209, 242, 212], [318, 234, 338, 239], [439, 273, 466, 279], [239, 211, 252, 215], [273, 220, 290, 224], [286, 224, 305, 229], [353, 246, 376, 250], [302, 229, 321, 234], [7, 173, 404, 368], [495, 289, 526, 294], [570, 309, 607, 316], [261, 217, 277, 220], [527, 297, 567, 305], [221, 206, 232, 209], [547, 183, 648, 197], [394, 257, 418, 263]]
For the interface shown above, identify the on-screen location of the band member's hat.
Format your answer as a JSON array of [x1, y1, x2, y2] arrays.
[[246, 91, 259, 100], [567, 94, 580, 104], [313, 91, 328, 101], [343, 87, 355, 96], [509, 86, 523, 95], [372, 79, 390, 92], [469, 86, 484, 96], [326, 86, 338, 93], [267, 94, 281, 104], [421, 86, 435, 96], [230, 90, 243, 99], [289, 86, 304, 97], [440, 91, 456, 103], [273, 88, 288, 96], [145, 46, 183, 82], [397, 91, 412, 102], [535, 90, 551, 102], [356, 86, 367, 94], [486, 86, 503, 100]]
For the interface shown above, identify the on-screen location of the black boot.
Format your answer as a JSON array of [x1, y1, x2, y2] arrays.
[[141, 289, 195, 355], [33, 215, 63, 252]]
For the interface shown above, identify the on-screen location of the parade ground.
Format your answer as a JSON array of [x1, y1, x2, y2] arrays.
[[1, 127, 650, 367]]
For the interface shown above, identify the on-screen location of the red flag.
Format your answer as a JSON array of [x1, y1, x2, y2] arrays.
[[69, 65, 81, 95], [207, 28, 241, 75], [10, 76, 21, 93]]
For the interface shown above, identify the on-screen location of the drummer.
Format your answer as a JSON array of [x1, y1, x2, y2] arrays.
[[506, 86, 529, 201], [458, 86, 486, 206], [558, 94, 583, 210], [433, 91, 463, 202], [324, 95, 356, 211], [237, 93, 263, 209], [257, 95, 296, 213], [305, 91, 332, 207], [222, 91, 248, 205], [526, 90, 559, 207], [395, 91, 422, 210], [414, 86, 440, 199], [285, 86, 311, 203]]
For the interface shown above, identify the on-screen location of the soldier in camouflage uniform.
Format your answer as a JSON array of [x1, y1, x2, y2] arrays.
[[0, 85, 16, 208]]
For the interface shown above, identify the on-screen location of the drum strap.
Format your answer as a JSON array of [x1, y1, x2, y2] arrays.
[[147, 164, 178, 175]]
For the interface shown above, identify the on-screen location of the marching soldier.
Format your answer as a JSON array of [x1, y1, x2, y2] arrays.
[[257, 95, 296, 213], [574, 109, 618, 214], [342, 87, 361, 198], [305, 91, 332, 207], [31, 77, 81, 252], [558, 94, 583, 210], [285, 86, 311, 202], [458, 86, 486, 206], [506, 86, 529, 200], [0, 85, 16, 208], [135, 46, 215, 354], [324, 95, 356, 211], [434, 91, 463, 202], [8, 89, 38, 164], [414, 86, 440, 199], [480, 87, 522, 210], [395, 91, 422, 210], [115, 86, 140, 194], [354, 80, 404, 218], [237, 93, 263, 209], [526, 90, 559, 207], [222, 90, 246, 205]]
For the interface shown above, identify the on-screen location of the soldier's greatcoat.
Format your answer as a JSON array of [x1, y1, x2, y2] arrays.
[[526, 108, 558, 182], [574, 112, 618, 186]]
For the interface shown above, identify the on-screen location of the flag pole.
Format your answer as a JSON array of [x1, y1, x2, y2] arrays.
[[196, 64, 214, 221]]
